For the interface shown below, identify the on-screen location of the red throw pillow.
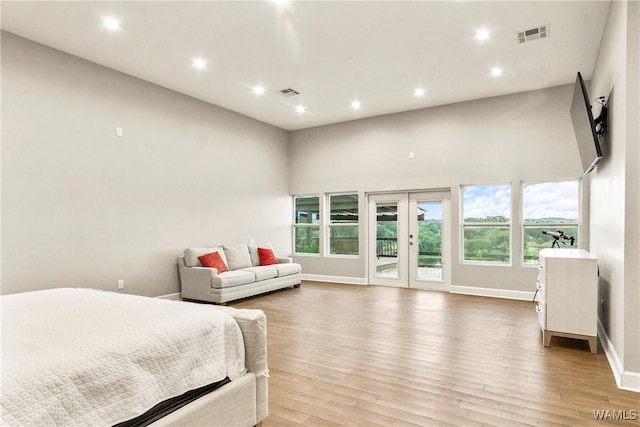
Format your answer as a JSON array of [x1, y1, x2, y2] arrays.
[[258, 247, 278, 266], [198, 251, 229, 272]]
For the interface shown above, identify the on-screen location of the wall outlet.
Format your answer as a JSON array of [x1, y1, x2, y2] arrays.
[[117, 279, 124, 290], [115, 127, 123, 137]]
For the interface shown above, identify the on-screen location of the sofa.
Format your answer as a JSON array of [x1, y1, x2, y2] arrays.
[[178, 244, 301, 304]]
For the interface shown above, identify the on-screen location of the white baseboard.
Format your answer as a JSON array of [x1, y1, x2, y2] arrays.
[[598, 319, 640, 392], [301, 274, 367, 285], [157, 292, 182, 300], [450, 285, 535, 301]]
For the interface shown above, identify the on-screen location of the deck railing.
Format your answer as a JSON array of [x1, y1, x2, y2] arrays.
[[330, 237, 442, 267], [376, 237, 398, 257]]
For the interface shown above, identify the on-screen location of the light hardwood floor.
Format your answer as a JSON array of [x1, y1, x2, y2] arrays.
[[233, 281, 639, 426]]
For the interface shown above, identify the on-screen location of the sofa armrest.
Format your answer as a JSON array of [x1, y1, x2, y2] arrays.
[[179, 265, 219, 301], [277, 257, 293, 264], [181, 265, 220, 277]]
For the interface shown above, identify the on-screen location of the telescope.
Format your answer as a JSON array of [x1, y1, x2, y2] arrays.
[[542, 230, 575, 248]]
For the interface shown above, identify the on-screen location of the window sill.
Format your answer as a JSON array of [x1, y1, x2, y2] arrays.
[[460, 261, 512, 267]]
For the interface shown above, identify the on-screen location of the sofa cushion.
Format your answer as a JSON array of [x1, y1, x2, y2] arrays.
[[248, 243, 273, 266], [211, 270, 255, 289], [184, 247, 227, 267], [276, 263, 302, 277], [242, 266, 278, 281], [258, 247, 278, 266], [198, 251, 229, 272], [223, 244, 253, 270]]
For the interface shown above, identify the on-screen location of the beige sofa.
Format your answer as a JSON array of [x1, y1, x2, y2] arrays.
[[178, 244, 301, 304]]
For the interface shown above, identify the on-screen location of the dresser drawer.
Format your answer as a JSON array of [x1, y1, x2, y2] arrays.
[[536, 262, 545, 284], [535, 280, 545, 303], [535, 300, 546, 331]]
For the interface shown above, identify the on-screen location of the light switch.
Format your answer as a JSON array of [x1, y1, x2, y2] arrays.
[[116, 127, 123, 137]]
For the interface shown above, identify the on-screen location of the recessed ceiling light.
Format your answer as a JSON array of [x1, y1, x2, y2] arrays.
[[252, 85, 265, 96], [351, 100, 361, 110], [295, 105, 306, 114], [192, 57, 207, 70], [414, 88, 426, 98], [102, 16, 121, 31], [490, 67, 503, 77], [475, 28, 490, 41]]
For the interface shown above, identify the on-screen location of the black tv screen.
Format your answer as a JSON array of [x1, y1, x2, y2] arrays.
[[570, 72, 603, 174]]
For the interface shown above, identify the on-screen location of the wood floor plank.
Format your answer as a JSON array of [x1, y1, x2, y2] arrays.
[[231, 281, 639, 426]]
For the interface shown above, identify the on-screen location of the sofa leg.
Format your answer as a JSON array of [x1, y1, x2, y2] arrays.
[[293, 284, 301, 288]]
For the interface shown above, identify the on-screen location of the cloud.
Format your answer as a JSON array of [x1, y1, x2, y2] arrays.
[[463, 185, 511, 219], [523, 181, 578, 220]]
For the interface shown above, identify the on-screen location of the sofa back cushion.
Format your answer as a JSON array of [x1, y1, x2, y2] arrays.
[[223, 244, 253, 270], [184, 247, 228, 267], [248, 243, 273, 266]]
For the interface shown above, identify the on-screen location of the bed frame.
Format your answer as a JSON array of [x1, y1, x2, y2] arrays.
[[151, 306, 268, 427]]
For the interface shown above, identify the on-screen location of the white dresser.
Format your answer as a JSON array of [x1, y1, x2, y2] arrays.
[[535, 248, 598, 353]]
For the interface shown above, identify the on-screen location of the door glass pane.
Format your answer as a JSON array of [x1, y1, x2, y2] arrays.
[[375, 202, 398, 278], [416, 202, 442, 281]]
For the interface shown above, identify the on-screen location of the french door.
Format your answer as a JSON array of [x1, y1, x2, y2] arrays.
[[367, 191, 450, 290]]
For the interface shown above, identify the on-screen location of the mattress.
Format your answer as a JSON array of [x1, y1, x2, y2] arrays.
[[0, 288, 247, 426]]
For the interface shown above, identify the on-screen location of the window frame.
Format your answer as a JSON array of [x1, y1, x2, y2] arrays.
[[293, 194, 321, 256], [326, 192, 359, 258], [520, 179, 581, 266], [460, 183, 512, 266]]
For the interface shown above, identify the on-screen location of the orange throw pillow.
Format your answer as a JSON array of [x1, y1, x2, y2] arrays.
[[198, 251, 229, 272], [258, 247, 278, 266]]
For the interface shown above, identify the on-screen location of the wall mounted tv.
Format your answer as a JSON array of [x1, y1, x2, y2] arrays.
[[570, 71, 607, 175]]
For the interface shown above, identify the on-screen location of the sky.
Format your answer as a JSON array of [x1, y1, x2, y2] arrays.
[[463, 181, 579, 220], [417, 202, 442, 220], [522, 181, 579, 220], [463, 185, 511, 219]]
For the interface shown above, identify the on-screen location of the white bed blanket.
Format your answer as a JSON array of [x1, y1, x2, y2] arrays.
[[1, 288, 246, 426]]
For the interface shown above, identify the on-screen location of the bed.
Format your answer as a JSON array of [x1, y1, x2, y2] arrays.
[[0, 288, 268, 426]]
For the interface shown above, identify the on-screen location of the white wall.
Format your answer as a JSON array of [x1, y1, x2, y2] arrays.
[[589, 0, 639, 387], [1, 32, 291, 297], [290, 84, 587, 292]]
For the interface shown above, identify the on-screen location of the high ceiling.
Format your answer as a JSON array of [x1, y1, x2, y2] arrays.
[[1, 1, 610, 131]]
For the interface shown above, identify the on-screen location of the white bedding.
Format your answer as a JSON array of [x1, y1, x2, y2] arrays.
[[0, 288, 247, 426]]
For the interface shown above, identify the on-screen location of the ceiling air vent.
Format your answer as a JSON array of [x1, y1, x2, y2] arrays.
[[278, 88, 300, 97], [517, 24, 549, 43]]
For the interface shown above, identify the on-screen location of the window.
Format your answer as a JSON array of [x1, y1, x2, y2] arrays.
[[522, 180, 580, 264], [294, 195, 320, 254], [328, 193, 359, 256], [462, 184, 511, 264]]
